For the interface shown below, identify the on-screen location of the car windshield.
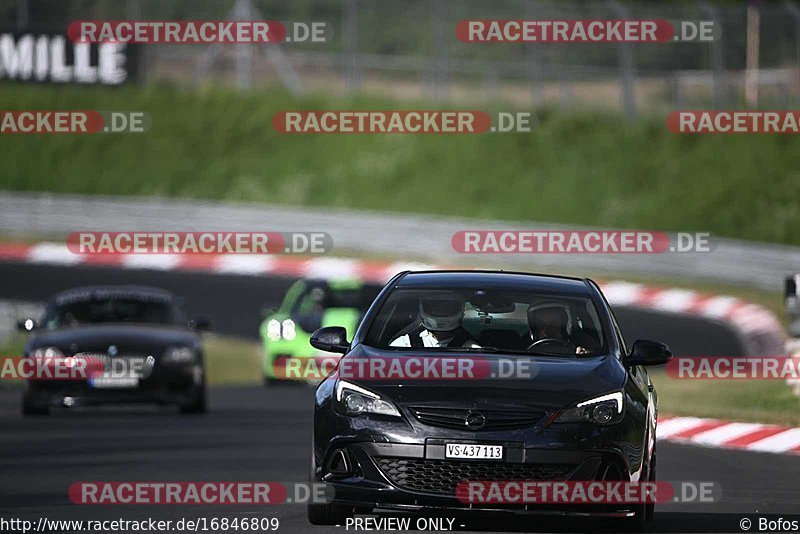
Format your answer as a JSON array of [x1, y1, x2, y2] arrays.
[[43, 290, 182, 329], [292, 284, 381, 316], [365, 287, 608, 356], [289, 283, 382, 333]]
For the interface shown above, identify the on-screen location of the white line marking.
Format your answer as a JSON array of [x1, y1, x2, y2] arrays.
[[216, 255, 275, 274], [121, 255, 181, 271], [656, 417, 710, 439], [28, 243, 83, 265], [745, 428, 800, 453], [690, 422, 767, 445]]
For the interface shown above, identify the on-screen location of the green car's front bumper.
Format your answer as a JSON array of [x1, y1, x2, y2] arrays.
[[260, 308, 359, 382]]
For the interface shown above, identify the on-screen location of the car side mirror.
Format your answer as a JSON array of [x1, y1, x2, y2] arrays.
[[310, 326, 350, 354], [625, 339, 672, 366], [17, 318, 36, 332], [188, 315, 211, 331]]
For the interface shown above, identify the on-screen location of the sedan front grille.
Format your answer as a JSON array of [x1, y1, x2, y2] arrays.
[[375, 457, 575, 496], [72, 353, 154, 377], [410, 407, 544, 431]]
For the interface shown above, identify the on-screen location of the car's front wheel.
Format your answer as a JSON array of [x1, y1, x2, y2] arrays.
[[179, 381, 207, 414], [21, 388, 49, 416], [307, 502, 353, 525], [645, 447, 657, 522], [619, 447, 657, 531]]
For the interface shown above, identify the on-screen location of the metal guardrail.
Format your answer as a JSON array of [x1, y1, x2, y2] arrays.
[[1, 191, 798, 292]]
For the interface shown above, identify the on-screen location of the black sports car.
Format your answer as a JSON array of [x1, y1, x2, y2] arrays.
[[19, 285, 209, 415], [308, 271, 671, 528]]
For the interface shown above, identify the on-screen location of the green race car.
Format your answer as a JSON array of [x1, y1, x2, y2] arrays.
[[259, 278, 383, 384]]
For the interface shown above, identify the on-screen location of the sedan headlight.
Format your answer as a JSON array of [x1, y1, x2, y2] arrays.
[[265, 319, 296, 341], [162, 346, 196, 366], [30, 347, 64, 359], [335, 380, 401, 417], [553, 391, 624, 425]]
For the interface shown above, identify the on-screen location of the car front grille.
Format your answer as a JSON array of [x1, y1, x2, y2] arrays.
[[410, 407, 544, 431], [375, 457, 575, 496], [72, 353, 154, 376]]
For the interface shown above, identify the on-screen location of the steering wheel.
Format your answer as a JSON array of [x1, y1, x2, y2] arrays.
[[526, 338, 572, 351]]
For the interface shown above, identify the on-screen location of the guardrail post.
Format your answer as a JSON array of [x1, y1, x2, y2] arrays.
[[343, 0, 361, 92], [784, 0, 800, 103], [16, 0, 28, 30], [234, 0, 254, 90], [608, 0, 637, 120], [702, 2, 727, 109], [526, 0, 542, 107], [431, 0, 449, 100]]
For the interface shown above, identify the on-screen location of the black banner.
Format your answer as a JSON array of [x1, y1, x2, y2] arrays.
[[0, 29, 138, 85]]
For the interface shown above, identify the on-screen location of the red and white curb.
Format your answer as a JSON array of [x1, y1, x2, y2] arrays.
[[0, 241, 786, 356], [0, 241, 796, 455], [658, 415, 800, 455]]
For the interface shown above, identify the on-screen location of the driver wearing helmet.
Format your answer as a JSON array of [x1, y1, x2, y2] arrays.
[[390, 296, 480, 348], [525, 303, 589, 355]]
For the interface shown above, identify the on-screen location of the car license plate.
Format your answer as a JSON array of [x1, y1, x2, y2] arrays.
[[445, 444, 503, 460], [88, 376, 139, 389]]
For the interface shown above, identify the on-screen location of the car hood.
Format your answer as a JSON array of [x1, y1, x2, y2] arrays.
[[26, 324, 200, 356], [340, 345, 626, 412]]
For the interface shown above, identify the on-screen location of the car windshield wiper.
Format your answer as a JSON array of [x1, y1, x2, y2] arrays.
[[446, 347, 579, 358], [439, 346, 499, 353], [380, 346, 499, 353]]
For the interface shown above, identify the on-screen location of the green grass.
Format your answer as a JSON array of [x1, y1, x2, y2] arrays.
[[651, 369, 800, 427], [2, 84, 800, 245], [203, 334, 262, 386]]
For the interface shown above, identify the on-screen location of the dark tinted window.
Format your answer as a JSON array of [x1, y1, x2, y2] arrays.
[[366, 286, 608, 356], [44, 291, 181, 328]]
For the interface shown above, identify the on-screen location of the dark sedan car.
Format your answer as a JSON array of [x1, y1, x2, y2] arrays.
[[308, 271, 671, 529], [19, 285, 209, 415]]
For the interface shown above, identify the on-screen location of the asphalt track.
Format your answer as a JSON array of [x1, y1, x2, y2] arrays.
[[0, 261, 796, 534]]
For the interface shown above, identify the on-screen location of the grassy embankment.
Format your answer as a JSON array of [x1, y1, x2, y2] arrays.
[[2, 84, 799, 245]]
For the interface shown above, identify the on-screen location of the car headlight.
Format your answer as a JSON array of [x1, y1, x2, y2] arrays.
[[335, 380, 401, 417], [265, 319, 296, 341], [553, 391, 624, 425], [162, 346, 196, 366], [30, 347, 64, 359], [281, 319, 296, 340]]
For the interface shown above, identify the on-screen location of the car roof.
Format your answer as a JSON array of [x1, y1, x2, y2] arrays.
[[395, 270, 593, 296], [305, 278, 382, 289], [51, 285, 176, 304]]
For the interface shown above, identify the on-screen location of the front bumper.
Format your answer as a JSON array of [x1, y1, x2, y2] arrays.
[[312, 386, 649, 518], [24, 365, 203, 407], [315, 439, 642, 516]]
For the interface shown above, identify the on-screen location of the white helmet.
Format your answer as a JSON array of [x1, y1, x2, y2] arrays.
[[420, 297, 464, 333], [527, 302, 573, 336]]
